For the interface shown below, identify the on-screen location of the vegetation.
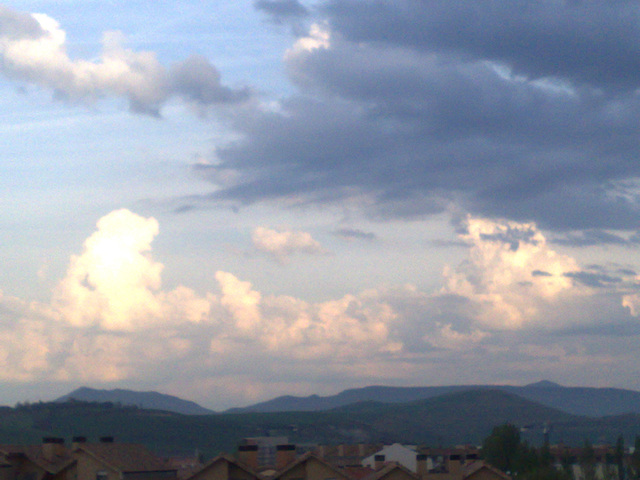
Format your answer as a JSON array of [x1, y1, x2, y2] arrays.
[[481, 423, 570, 480], [1, 389, 640, 461]]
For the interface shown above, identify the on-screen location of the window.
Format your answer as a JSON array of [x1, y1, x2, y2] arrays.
[[96, 470, 108, 480]]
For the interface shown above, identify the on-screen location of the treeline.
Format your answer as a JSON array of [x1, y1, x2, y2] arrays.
[[482, 423, 640, 480]]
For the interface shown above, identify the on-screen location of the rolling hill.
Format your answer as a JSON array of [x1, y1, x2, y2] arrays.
[[4, 388, 639, 459], [55, 387, 215, 415]]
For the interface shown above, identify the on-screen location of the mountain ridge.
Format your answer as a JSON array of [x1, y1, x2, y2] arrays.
[[17, 387, 640, 457], [227, 382, 640, 417], [56, 387, 215, 416]]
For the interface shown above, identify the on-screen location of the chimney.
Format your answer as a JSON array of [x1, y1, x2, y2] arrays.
[[374, 455, 386, 470], [42, 437, 65, 461], [276, 444, 296, 470], [416, 454, 428, 478], [447, 454, 462, 475], [99, 436, 114, 443], [338, 444, 345, 457], [237, 445, 259, 470], [72, 436, 87, 450]]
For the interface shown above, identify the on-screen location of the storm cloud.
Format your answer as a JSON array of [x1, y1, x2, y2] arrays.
[[196, 0, 640, 234]]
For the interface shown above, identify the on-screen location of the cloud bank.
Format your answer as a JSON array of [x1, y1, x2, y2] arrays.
[[191, 0, 640, 235], [1, 210, 639, 406]]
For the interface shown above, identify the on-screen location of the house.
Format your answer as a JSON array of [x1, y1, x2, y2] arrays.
[[314, 445, 382, 469], [239, 439, 290, 470], [74, 439, 177, 480], [363, 463, 419, 480], [362, 445, 418, 473], [0, 438, 76, 480], [415, 448, 508, 480], [460, 462, 510, 480], [185, 454, 261, 480], [269, 452, 352, 480]]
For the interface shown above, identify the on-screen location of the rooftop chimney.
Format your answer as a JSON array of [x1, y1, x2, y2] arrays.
[[374, 455, 386, 470], [72, 436, 87, 451], [276, 444, 296, 470], [237, 444, 259, 471], [42, 437, 65, 461], [446, 454, 463, 475], [416, 454, 428, 478]]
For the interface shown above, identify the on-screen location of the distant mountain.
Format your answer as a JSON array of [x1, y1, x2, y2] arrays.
[[56, 387, 215, 415], [228, 381, 640, 417], [12, 388, 640, 457]]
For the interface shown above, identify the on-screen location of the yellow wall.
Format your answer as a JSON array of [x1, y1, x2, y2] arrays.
[[75, 452, 119, 480]]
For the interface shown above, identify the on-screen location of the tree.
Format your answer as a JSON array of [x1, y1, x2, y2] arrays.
[[482, 423, 522, 473], [580, 439, 596, 480], [616, 435, 625, 480], [631, 436, 640, 479]]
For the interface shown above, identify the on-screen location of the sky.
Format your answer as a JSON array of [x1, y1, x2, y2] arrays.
[[2, 0, 640, 410]]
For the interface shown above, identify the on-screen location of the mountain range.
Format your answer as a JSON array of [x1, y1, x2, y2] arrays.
[[7, 386, 640, 457], [55, 381, 640, 418], [227, 380, 640, 417]]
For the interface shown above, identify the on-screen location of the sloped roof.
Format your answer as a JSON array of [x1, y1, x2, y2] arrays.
[[0, 444, 75, 474], [186, 453, 261, 480], [342, 466, 375, 479], [463, 461, 511, 480], [76, 443, 173, 473], [362, 463, 419, 480], [271, 452, 351, 480]]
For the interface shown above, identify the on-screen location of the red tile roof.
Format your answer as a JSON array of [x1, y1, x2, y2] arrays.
[[0, 444, 75, 474], [77, 443, 173, 473]]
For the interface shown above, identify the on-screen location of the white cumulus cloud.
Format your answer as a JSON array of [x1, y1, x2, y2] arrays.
[[0, 6, 248, 114], [0, 210, 638, 406], [252, 226, 324, 262], [442, 216, 581, 329], [52, 209, 210, 331]]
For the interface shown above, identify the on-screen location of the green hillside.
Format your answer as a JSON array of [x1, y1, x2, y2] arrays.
[[2, 389, 640, 459]]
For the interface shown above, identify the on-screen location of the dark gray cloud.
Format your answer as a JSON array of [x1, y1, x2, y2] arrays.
[[479, 225, 539, 251], [552, 229, 634, 247], [323, 0, 640, 92], [254, 0, 309, 21], [332, 228, 377, 241], [170, 55, 252, 108], [198, 0, 640, 232], [564, 271, 622, 288], [531, 270, 552, 277]]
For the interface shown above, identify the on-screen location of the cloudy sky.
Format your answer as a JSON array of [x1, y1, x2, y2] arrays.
[[2, 0, 640, 410]]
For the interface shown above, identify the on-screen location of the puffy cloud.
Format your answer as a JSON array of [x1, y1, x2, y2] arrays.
[[52, 209, 209, 331], [211, 271, 401, 358], [0, 6, 249, 114], [252, 226, 324, 262], [0, 210, 403, 387], [2, 210, 640, 405], [442, 217, 581, 329]]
